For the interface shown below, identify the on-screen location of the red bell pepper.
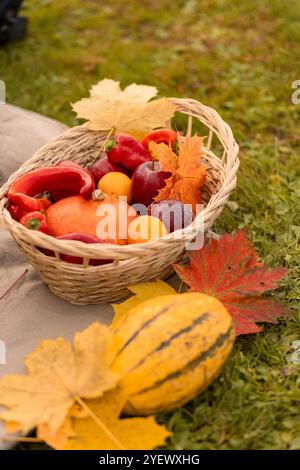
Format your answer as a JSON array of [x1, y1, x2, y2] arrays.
[[7, 164, 95, 213], [7, 201, 26, 221], [106, 134, 151, 171], [20, 211, 48, 234], [140, 129, 178, 149]]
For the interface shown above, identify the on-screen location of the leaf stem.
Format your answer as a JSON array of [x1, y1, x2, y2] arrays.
[[74, 396, 126, 450], [2, 436, 43, 443], [100, 127, 116, 152]]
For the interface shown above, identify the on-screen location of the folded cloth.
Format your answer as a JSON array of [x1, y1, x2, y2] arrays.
[[0, 105, 114, 448]]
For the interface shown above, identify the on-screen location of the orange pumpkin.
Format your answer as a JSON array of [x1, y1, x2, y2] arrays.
[[46, 195, 137, 245]]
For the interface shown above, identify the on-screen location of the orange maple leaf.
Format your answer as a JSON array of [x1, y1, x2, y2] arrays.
[[149, 135, 206, 212]]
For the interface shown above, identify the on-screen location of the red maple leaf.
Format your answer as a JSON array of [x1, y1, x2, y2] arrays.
[[173, 230, 290, 335]]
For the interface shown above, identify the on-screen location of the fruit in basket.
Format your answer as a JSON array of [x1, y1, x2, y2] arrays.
[[149, 199, 193, 233], [132, 161, 171, 207], [20, 211, 48, 234], [111, 292, 235, 415], [90, 155, 129, 185], [43, 233, 113, 265], [127, 215, 168, 244], [7, 163, 95, 212], [106, 134, 151, 171], [98, 172, 133, 204], [140, 129, 178, 149], [46, 194, 136, 244]]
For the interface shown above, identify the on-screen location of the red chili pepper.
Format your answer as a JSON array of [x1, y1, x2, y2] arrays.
[[140, 129, 178, 149], [7, 199, 50, 221], [106, 134, 151, 171], [20, 211, 48, 234], [7, 201, 26, 221], [7, 165, 95, 212]]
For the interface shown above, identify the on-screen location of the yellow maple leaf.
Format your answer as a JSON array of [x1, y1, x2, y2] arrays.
[[37, 402, 88, 449], [90, 79, 158, 104], [150, 135, 207, 212], [38, 415, 76, 449], [112, 280, 177, 328], [5, 421, 22, 434], [61, 389, 170, 450], [0, 323, 119, 434], [72, 79, 176, 137]]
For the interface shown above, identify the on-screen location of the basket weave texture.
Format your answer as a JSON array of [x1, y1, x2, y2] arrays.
[[0, 98, 239, 304]]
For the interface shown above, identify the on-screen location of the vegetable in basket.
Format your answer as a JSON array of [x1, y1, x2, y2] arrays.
[[98, 172, 133, 204], [43, 232, 114, 265], [7, 161, 95, 213], [140, 129, 178, 149], [6, 201, 26, 221], [20, 211, 48, 234], [46, 194, 137, 244], [106, 134, 151, 171]]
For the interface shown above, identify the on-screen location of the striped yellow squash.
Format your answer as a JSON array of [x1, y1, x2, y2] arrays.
[[112, 292, 235, 415]]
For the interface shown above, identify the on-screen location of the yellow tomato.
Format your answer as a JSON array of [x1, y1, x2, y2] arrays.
[[98, 172, 132, 204], [128, 215, 168, 244]]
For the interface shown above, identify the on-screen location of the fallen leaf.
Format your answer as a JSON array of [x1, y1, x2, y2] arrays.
[[72, 79, 176, 137], [5, 421, 22, 434], [112, 280, 177, 327], [174, 230, 289, 334], [37, 414, 76, 449], [150, 135, 206, 211], [61, 389, 170, 450], [37, 402, 88, 448], [0, 323, 119, 434]]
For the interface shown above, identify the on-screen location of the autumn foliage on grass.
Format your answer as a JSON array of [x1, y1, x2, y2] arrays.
[[174, 230, 289, 335]]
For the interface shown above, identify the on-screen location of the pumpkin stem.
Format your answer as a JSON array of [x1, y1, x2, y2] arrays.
[[92, 189, 105, 201]]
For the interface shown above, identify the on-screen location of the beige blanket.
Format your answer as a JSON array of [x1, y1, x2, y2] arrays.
[[0, 105, 115, 448]]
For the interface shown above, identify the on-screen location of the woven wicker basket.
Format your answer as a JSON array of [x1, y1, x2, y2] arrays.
[[0, 98, 239, 304]]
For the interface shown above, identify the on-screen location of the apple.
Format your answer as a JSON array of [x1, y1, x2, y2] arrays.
[[90, 155, 129, 185], [132, 161, 171, 207]]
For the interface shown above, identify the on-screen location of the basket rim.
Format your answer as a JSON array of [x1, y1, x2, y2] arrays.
[[0, 97, 239, 260]]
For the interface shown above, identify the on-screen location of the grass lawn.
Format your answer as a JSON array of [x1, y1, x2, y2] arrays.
[[1, 0, 300, 450]]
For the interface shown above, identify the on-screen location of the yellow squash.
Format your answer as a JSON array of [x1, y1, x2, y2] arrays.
[[111, 292, 235, 415]]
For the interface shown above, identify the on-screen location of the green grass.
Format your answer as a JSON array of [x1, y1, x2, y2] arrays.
[[1, 0, 300, 450]]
